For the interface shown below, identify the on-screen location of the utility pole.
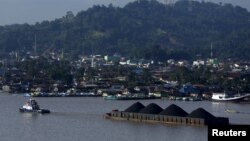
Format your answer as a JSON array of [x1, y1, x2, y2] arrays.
[[188, 0, 193, 12], [34, 34, 37, 56], [210, 42, 213, 59], [61, 48, 64, 60]]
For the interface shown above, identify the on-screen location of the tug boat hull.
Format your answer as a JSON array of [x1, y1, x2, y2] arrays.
[[19, 108, 50, 114]]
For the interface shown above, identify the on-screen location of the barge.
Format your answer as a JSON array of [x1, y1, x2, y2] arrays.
[[105, 102, 229, 126], [104, 95, 160, 100], [29, 92, 102, 97]]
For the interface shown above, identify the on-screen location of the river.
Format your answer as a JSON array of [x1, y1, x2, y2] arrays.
[[0, 93, 249, 141]]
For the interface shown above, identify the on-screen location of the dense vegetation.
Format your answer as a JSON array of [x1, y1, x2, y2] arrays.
[[0, 0, 250, 60]]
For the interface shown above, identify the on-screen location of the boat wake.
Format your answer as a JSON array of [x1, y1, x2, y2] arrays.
[[50, 111, 101, 117]]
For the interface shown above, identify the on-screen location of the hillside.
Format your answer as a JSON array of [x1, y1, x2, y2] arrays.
[[0, 0, 250, 60]]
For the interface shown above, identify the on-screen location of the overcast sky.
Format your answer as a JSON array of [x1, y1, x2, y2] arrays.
[[0, 0, 250, 26]]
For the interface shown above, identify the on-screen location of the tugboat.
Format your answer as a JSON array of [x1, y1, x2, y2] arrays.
[[19, 99, 50, 114]]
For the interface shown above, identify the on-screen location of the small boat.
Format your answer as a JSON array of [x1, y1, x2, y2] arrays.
[[103, 95, 118, 100], [19, 99, 50, 114], [23, 93, 31, 97], [225, 109, 239, 114]]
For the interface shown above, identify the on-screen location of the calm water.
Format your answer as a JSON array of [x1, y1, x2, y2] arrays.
[[0, 93, 250, 141]]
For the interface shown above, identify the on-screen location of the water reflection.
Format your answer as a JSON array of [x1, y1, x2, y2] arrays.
[[20, 113, 40, 123], [1, 94, 250, 141]]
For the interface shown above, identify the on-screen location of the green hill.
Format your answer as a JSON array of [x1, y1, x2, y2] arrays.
[[0, 0, 250, 60]]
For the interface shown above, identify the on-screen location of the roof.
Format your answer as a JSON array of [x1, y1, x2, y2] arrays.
[[159, 104, 188, 117], [0, 68, 5, 76], [124, 102, 145, 113], [139, 103, 163, 114], [179, 84, 199, 94]]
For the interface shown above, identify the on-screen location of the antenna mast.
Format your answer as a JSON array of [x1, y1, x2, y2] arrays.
[[210, 42, 213, 58], [34, 34, 37, 56], [188, 0, 193, 12]]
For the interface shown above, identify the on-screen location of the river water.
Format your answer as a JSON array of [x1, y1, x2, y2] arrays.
[[0, 93, 249, 141]]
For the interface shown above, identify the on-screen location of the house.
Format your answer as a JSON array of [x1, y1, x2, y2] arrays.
[[0, 68, 6, 77], [193, 60, 205, 67]]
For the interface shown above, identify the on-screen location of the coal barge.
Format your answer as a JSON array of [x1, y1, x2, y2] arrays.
[[104, 102, 229, 126]]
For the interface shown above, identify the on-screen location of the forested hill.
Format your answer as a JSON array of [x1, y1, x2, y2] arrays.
[[0, 0, 250, 60]]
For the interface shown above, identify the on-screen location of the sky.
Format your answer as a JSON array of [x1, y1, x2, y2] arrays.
[[0, 0, 250, 26]]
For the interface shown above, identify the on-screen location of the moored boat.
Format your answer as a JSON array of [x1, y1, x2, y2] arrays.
[[212, 93, 250, 102], [19, 99, 50, 114], [104, 94, 160, 100], [29, 91, 102, 97]]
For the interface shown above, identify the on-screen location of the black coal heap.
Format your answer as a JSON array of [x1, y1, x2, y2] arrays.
[[124, 102, 145, 113], [188, 108, 216, 121], [160, 104, 188, 117], [139, 103, 163, 114]]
